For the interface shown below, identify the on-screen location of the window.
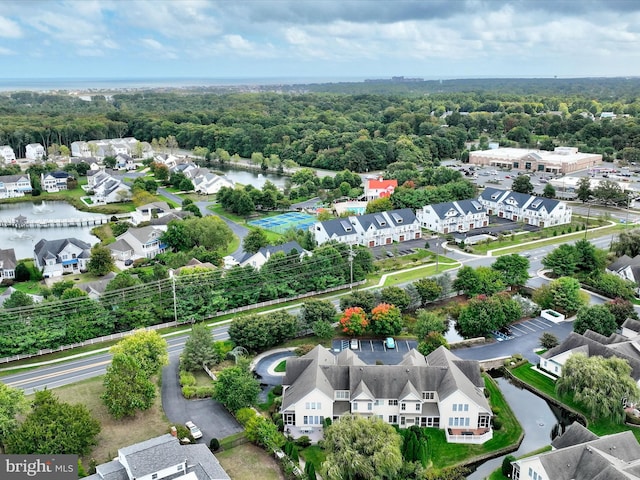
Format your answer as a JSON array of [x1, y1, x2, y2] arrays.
[[401, 403, 406, 411], [388, 399, 398, 406], [388, 415, 398, 424], [152, 475, 158, 479], [415, 403, 421, 411], [336, 391, 350, 400], [422, 392, 435, 400], [367, 403, 372, 411], [353, 402, 358, 411], [464, 404, 469, 412], [528, 467, 532, 477], [453, 404, 457, 412], [177, 465, 183, 471], [449, 418, 453, 426]]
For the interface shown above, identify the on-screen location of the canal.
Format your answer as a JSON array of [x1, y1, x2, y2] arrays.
[[468, 374, 574, 479]]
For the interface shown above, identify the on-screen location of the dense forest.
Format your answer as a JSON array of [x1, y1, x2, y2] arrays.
[[2, 77, 640, 171]]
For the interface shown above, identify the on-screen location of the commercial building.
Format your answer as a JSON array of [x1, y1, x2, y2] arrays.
[[469, 147, 601, 175]]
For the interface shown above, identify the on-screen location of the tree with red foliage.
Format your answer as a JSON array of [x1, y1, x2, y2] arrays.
[[339, 307, 368, 336]]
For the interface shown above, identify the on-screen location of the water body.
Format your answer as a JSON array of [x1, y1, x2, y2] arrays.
[[0, 201, 105, 260], [213, 166, 288, 189], [467, 376, 571, 480]]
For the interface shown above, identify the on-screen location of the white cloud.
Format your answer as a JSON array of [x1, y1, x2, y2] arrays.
[[0, 15, 23, 38], [140, 38, 178, 59], [0, 46, 15, 55]]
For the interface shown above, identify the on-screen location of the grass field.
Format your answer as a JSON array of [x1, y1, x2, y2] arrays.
[[39, 376, 169, 465], [216, 443, 285, 480], [300, 445, 326, 473]]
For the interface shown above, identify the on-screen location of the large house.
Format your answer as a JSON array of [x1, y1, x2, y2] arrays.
[[109, 225, 167, 260], [74, 137, 152, 160], [364, 177, 398, 200], [607, 254, 640, 295], [41, 171, 73, 193], [25, 143, 45, 161], [281, 346, 493, 444], [85, 170, 131, 204], [539, 330, 640, 385], [230, 241, 310, 270], [84, 434, 230, 480], [0, 248, 17, 281], [70, 141, 92, 158], [192, 172, 235, 195], [512, 422, 640, 480], [0, 145, 16, 163], [469, 146, 602, 175], [130, 201, 172, 226], [0, 174, 32, 199], [312, 208, 421, 247], [417, 199, 489, 234], [478, 187, 572, 227], [33, 238, 93, 278]]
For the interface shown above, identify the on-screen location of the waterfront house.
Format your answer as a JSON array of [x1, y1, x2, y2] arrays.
[[41, 171, 73, 193], [33, 237, 92, 278], [0, 174, 32, 199], [281, 346, 492, 444], [130, 201, 172, 226], [83, 434, 230, 480], [109, 225, 167, 260], [0, 248, 17, 282]]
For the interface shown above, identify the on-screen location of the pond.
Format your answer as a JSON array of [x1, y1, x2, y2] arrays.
[[467, 374, 577, 479], [0, 201, 105, 260], [213, 166, 288, 189]]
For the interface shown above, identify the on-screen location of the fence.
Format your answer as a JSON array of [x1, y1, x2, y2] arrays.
[[0, 279, 366, 365]]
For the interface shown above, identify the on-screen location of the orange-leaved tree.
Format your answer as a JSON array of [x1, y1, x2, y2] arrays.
[[339, 307, 368, 336]]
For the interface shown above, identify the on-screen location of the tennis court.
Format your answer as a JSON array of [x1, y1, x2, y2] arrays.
[[248, 211, 317, 234]]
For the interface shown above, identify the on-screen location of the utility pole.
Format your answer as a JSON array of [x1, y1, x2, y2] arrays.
[[348, 243, 355, 290], [169, 269, 178, 323]]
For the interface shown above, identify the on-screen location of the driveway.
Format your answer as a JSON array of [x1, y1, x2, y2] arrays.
[[161, 358, 242, 445]]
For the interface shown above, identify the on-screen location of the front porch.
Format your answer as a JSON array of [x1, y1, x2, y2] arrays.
[[446, 427, 493, 444]]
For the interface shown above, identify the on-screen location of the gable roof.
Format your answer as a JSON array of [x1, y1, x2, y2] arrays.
[[551, 422, 598, 450], [0, 248, 17, 270], [622, 318, 640, 334], [607, 255, 640, 273], [367, 177, 398, 190], [34, 238, 92, 265]]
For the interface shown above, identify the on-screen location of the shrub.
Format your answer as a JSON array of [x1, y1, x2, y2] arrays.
[[502, 455, 516, 477], [209, 438, 220, 451], [272, 384, 283, 396], [236, 407, 257, 426], [179, 371, 197, 387], [295, 435, 311, 448], [323, 417, 332, 428], [295, 344, 315, 356], [492, 417, 503, 431]]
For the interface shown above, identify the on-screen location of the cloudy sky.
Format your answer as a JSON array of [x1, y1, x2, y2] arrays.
[[1, 0, 639, 82]]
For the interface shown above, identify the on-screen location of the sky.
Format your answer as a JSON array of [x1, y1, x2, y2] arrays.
[[0, 0, 639, 82]]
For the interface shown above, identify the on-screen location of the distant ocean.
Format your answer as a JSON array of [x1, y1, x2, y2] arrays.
[[0, 76, 371, 92]]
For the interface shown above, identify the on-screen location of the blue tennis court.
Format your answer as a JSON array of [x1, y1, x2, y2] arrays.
[[248, 212, 317, 234]]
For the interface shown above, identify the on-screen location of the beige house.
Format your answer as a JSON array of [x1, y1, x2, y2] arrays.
[[470, 147, 601, 174]]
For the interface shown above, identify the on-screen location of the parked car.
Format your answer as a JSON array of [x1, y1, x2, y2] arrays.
[[385, 337, 396, 349], [185, 421, 202, 439], [350, 338, 359, 350], [124, 259, 134, 266]]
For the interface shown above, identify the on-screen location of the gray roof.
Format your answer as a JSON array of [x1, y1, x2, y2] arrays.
[[551, 422, 598, 450], [479, 187, 561, 214], [282, 345, 489, 413], [0, 248, 17, 271], [89, 435, 230, 480], [120, 226, 164, 244], [541, 331, 640, 381], [622, 318, 640, 334], [607, 255, 640, 273], [537, 431, 640, 480], [34, 238, 92, 266], [150, 211, 192, 225], [237, 240, 306, 264], [0, 174, 31, 184], [109, 238, 133, 254], [428, 199, 485, 220]]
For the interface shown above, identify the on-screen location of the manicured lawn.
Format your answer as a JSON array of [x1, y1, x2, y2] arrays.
[[216, 443, 285, 480], [274, 360, 287, 372], [427, 375, 522, 468], [36, 376, 169, 465], [208, 204, 249, 224], [379, 258, 459, 286], [300, 445, 326, 472]]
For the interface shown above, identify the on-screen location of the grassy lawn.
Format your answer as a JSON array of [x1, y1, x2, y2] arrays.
[[216, 443, 285, 480], [378, 259, 459, 286], [38, 376, 169, 465], [208, 204, 249, 224], [509, 363, 640, 441], [274, 360, 287, 372], [428, 375, 522, 469], [485, 223, 625, 256], [300, 445, 326, 473], [193, 369, 214, 387]]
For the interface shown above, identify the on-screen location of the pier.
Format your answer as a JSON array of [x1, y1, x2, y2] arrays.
[[0, 216, 109, 228]]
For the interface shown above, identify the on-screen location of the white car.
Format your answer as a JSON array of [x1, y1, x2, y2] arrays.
[[350, 338, 359, 350], [185, 421, 202, 439]]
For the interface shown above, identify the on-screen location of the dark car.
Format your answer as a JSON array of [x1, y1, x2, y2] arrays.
[[124, 259, 134, 266]]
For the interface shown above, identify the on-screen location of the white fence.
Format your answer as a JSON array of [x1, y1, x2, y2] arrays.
[[0, 280, 366, 364]]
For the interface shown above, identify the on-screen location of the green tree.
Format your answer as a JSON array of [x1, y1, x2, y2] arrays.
[[213, 364, 261, 413], [102, 351, 157, 419], [542, 183, 556, 198], [417, 332, 450, 356], [88, 244, 115, 276], [366, 197, 394, 213], [413, 278, 443, 305], [452, 266, 478, 296], [511, 175, 534, 194], [228, 311, 298, 353], [312, 320, 336, 340], [339, 290, 377, 313], [369, 303, 403, 336], [574, 239, 606, 275], [14, 262, 30, 281], [457, 295, 508, 337], [605, 297, 639, 327], [539, 332, 559, 349], [542, 244, 579, 277], [180, 323, 220, 371], [4, 390, 100, 455], [0, 382, 28, 446], [491, 254, 530, 289], [322, 415, 403, 480], [612, 229, 640, 258], [300, 299, 337, 328], [546, 277, 588, 315], [104, 271, 141, 292], [574, 304, 617, 336], [414, 309, 447, 339], [576, 176, 592, 203], [556, 354, 640, 423], [2, 290, 34, 308], [110, 330, 168, 377], [379, 286, 411, 311], [242, 229, 269, 254]]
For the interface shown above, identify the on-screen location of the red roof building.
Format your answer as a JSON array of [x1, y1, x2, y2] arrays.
[[365, 177, 398, 200]]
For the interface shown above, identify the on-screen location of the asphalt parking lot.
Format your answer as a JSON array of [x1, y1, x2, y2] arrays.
[[332, 338, 419, 365], [491, 316, 559, 341]]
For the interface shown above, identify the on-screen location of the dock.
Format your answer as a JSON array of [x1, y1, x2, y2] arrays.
[[0, 216, 109, 228]]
